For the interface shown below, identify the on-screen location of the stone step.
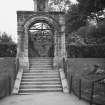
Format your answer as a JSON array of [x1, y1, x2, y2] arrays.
[[29, 63, 52, 65], [29, 58, 52, 59], [30, 65, 52, 69], [20, 85, 62, 89], [22, 75, 60, 79], [22, 73, 60, 78], [29, 63, 52, 64], [20, 83, 61, 86], [23, 74, 59, 76], [20, 81, 61, 85], [23, 72, 59, 75], [21, 79, 60, 83], [29, 60, 52, 61], [29, 58, 52, 60], [29, 67, 52, 69], [21, 77, 60, 81], [29, 68, 53, 70], [18, 91, 61, 95], [30, 64, 52, 65], [18, 57, 63, 94], [24, 71, 58, 73], [29, 69, 53, 71], [30, 60, 52, 61], [29, 59, 52, 60], [30, 64, 52, 66], [30, 62, 52, 64], [19, 88, 63, 93], [27, 70, 58, 72]]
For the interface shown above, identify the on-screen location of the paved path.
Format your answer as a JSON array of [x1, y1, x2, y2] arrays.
[[0, 92, 89, 105]]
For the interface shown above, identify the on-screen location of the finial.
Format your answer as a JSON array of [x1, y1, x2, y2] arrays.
[[33, 0, 49, 12]]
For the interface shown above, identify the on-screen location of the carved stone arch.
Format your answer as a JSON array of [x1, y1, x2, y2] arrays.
[[17, 11, 66, 71], [24, 14, 60, 32], [22, 14, 60, 67]]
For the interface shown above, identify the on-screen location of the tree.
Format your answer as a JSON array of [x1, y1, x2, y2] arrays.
[[48, 0, 71, 12], [66, 0, 105, 34], [66, 4, 87, 34], [0, 32, 14, 43], [77, 0, 105, 15]]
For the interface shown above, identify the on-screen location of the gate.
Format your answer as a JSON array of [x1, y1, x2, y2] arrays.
[[28, 22, 54, 57]]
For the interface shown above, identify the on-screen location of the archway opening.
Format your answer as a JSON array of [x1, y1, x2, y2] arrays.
[[28, 21, 54, 57]]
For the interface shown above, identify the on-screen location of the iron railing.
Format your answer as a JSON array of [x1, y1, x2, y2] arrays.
[[63, 57, 67, 78], [62, 58, 105, 105], [68, 74, 105, 105]]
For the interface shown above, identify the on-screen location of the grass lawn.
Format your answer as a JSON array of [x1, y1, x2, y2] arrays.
[[67, 58, 105, 105], [0, 57, 16, 98]]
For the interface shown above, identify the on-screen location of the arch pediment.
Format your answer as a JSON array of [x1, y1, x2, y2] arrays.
[[24, 14, 60, 32]]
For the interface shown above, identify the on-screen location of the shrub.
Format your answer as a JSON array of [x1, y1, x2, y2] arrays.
[[0, 43, 17, 57], [67, 45, 105, 58]]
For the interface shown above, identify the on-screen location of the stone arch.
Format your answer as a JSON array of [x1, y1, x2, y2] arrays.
[[24, 14, 60, 31], [22, 14, 61, 67]]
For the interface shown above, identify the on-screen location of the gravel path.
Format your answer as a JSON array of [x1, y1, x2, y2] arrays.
[[0, 92, 89, 105]]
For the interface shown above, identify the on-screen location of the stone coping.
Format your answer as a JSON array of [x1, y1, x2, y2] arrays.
[[17, 11, 65, 15], [59, 68, 69, 93], [12, 68, 23, 95]]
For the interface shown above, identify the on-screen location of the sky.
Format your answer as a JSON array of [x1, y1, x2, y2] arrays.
[[0, 0, 77, 42]]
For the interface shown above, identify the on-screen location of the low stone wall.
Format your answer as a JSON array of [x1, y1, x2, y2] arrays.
[[0, 58, 17, 98]]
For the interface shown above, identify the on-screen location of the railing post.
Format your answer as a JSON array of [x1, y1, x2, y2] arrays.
[[90, 81, 95, 105], [9, 76, 11, 95], [79, 79, 82, 99], [69, 75, 72, 93], [63, 57, 67, 78]]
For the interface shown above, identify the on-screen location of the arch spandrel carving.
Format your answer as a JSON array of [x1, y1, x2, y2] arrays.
[[23, 14, 60, 32]]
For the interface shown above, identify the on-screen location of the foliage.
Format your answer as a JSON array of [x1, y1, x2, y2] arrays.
[[0, 32, 15, 44], [0, 44, 17, 57], [67, 45, 105, 58], [74, 19, 105, 44], [66, 0, 105, 34], [76, 25, 97, 44], [77, 0, 105, 15], [0, 58, 17, 98], [66, 4, 87, 34], [0, 32, 17, 57], [49, 0, 71, 12], [67, 32, 86, 45], [97, 20, 105, 38]]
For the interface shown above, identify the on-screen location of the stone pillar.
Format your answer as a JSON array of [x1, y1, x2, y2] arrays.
[[17, 12, 29, 71], [59, 14, 67, 68], [45, 0, 49, 12], [22, 29, 29, 71], [33, 0, 49, 12], [53, 31, 59, 69], [18, 29, 29, 71], [33, 0, 37, 12]]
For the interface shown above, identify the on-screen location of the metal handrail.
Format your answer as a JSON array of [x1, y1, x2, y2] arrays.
[[90, 77, 105, 105], [68, 73, 105, 105], [63, 57, 67, 78]]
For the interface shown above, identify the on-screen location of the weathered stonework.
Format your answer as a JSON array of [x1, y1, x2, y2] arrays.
[[17, 10, 66, 71]]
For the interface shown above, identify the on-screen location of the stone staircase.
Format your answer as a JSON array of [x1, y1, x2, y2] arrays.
[[19, 57, 63, 94]]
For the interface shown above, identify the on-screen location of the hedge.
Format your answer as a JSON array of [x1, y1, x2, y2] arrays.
[[0, 43, 17, 57], [67, 45, 105, 58]]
